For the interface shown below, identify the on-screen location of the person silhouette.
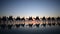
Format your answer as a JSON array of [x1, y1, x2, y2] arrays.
[[42, 16, 46, 24], [51, 17, 55, 25], [35, 16, 40, 27], [47, 17, 51, 26], [42, 16, 46, 27], [2, 16, 7, 21], [56, 17, 60, 25], [56, 17, 60, 22], [1, 16, 7, 24], [28, 17, 33, 27], [8, 16, 13, 25]]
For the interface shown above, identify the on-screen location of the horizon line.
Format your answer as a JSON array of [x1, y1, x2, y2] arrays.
[[0, 16, 60, 18]]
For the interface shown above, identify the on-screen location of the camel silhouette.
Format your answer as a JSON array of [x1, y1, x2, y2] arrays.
[[56, 17, 60, 25], [8, 16, 13, 21], [42, 16, 46, 27], [35, 16, 40, 20], [28, 17, 33, 21], [47, 17, 51, 26], [28, 17, 33, 27], [21, 17, 25, 21], [16, 17, 21, 21], [51, 17, 55, 26], [2, 16, 7, 21], [42, 16, 46, 24]]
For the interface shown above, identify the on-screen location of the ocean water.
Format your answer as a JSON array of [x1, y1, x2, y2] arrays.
[[0, 21, 60, 34]]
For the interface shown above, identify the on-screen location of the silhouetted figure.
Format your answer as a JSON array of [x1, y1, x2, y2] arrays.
[[56, 17, 60, 26], [56, 17, 60, 22], [8, 16, 13, 24], [42, 16, 46, 21], [28, 17, 33, 21], [15, 17, 25, 27], [47, 17, 51, 21], [8, 16, 13, 21], [15, 17, 21, 27], [35, 16, 40, 20], [7, 16, 13, 25], [52, 17, 55, 21], [35, 16, 40, 25], [42, 16, 46, 24], [20, 17, 25, 26], [2, 16, 7, 21], [51, 17, 55, 25], [28, 17, 33, 27], [1, 16, 8, 24], [21, 17, 25, 21], [16, 17, 21, 21], [47, 17, 51, 26]]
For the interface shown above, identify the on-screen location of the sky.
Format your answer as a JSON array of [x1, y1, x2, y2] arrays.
[[0, 0, 60, 18]]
